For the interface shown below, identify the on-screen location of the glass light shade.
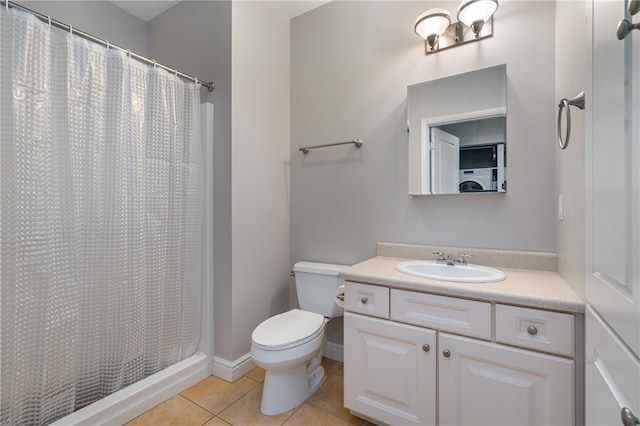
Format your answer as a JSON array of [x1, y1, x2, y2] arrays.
[[457, 0, 498, 27], [415, 9, 452, 39]]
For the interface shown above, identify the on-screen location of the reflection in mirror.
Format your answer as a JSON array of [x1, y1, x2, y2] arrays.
[[407, 64, 507, 195]]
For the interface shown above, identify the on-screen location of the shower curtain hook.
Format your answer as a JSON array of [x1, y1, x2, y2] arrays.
[[68, 25, 72, 35], [105, 40, 109, 50], [152, 59, 157, 68], [127, 49, 131, 58], [5, 1, 9, 11], [194, 77, 198, 86], [47, 15, 51, 28]]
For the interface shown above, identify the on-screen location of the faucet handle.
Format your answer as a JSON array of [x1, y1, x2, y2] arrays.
[[432, 251, 445, 261], [456, 253, 473, 265]]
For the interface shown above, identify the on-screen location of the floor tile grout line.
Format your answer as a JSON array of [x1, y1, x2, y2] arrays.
[[179, 376, 262, 416], [216, 383, 303, 426], [278, 403, 302, 426], [178, 393, 216, 416], [300, 372, 364, 426]]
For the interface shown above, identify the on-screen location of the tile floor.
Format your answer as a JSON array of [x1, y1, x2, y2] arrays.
[[124, 358, 373, 426]]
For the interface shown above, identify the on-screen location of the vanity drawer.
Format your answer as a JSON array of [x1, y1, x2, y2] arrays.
[[390, 289, 491, 340], [345, 282, 389, 319], [495, 304, 574, 357]]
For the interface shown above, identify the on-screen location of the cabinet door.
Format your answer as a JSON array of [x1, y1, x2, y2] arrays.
[[439, 333, 574, 426], [586, 0, 640, 356], [586, 306, 640, 426], [344, 312, 436, 425]]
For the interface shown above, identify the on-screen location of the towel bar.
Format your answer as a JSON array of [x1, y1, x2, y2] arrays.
[[299, 139, 363, 155]]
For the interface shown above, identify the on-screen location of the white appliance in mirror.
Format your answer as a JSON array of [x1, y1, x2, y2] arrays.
[[407, 64, 507, 195]]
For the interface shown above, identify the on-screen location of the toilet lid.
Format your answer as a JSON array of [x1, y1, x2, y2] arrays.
[[252, 309, 325, 350]]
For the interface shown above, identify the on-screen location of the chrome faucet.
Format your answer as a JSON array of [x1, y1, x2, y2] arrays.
[[433, 251, 473, 266], [433, 251, 455, 265]]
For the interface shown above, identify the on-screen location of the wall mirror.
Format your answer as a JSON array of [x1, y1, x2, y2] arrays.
[[407, 64, 507, 195]]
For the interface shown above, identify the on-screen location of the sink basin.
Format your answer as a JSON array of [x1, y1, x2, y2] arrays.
[[396, 260, 505, 283]]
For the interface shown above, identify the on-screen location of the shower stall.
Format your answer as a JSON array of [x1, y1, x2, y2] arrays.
[[46, 103, 214, 426], [1, 4, 214, 425]]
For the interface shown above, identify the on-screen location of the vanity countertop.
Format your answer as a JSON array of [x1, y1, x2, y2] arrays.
[[340, 256, 585, 314]]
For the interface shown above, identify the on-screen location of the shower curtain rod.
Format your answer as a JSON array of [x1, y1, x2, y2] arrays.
[[1, 0, 215, 92]]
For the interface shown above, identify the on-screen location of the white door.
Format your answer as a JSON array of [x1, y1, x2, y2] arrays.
[[586, 306, 640, 426], [438, 333, 574, 426], [431, 127, 460, 194], [586, 0, 640, 356], [343, 312, 436, 425], [586, 0, 640, 423]]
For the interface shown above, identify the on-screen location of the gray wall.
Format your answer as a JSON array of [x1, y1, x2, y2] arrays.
[[231, 1, 291, 360], [555, 0, 588, 298], [291, 1, 557, 272]]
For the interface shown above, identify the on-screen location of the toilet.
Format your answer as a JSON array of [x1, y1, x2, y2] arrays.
[[250, 261, 348, 415]]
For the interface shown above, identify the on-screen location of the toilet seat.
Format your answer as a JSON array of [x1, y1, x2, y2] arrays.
[[252, 309, 325, 351]]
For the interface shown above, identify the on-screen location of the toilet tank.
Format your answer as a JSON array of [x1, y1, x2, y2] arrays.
[[293, 261, 349, 318]]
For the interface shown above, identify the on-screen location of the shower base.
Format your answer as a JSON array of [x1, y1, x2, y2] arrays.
[[50, 352, 210, 425]]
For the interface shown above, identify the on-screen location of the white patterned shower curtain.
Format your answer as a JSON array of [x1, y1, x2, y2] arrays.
[[0, 8, 203, 425]]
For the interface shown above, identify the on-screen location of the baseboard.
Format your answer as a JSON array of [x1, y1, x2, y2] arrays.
[[212, 353, 255, 383], [324, 341, 343, 362]]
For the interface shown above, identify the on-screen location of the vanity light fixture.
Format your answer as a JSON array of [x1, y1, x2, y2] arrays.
[[414, 0, 498, 55], [415, 9, 452, 52]]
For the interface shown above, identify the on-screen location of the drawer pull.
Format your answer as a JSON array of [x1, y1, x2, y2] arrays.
[[422, 344, 430, 352], [361, 296, 368, 304], [443, 349, 451, 358], [527, 325, 538, 336]]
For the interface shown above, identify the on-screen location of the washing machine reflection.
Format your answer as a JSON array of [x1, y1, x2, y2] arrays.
[[459, 168, 497, 192], [458, 143, 506, 193]]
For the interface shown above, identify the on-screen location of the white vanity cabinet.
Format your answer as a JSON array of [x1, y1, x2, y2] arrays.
[[344, 282, 576, 426]]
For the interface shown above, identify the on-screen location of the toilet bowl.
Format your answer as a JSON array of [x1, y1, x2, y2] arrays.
[[250, 261, 348, 416], [251, 309, 327, 415]]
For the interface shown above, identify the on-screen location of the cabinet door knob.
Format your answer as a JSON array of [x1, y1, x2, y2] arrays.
[[443, 349, 451, 358], [422, 344, 430, 352], [622, 407, 640, 426], [527, 325, 538, 336], [361, 296, 368, 304]]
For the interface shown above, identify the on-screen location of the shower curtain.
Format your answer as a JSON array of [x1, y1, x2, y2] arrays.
[[0, 8, 203, 425]]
